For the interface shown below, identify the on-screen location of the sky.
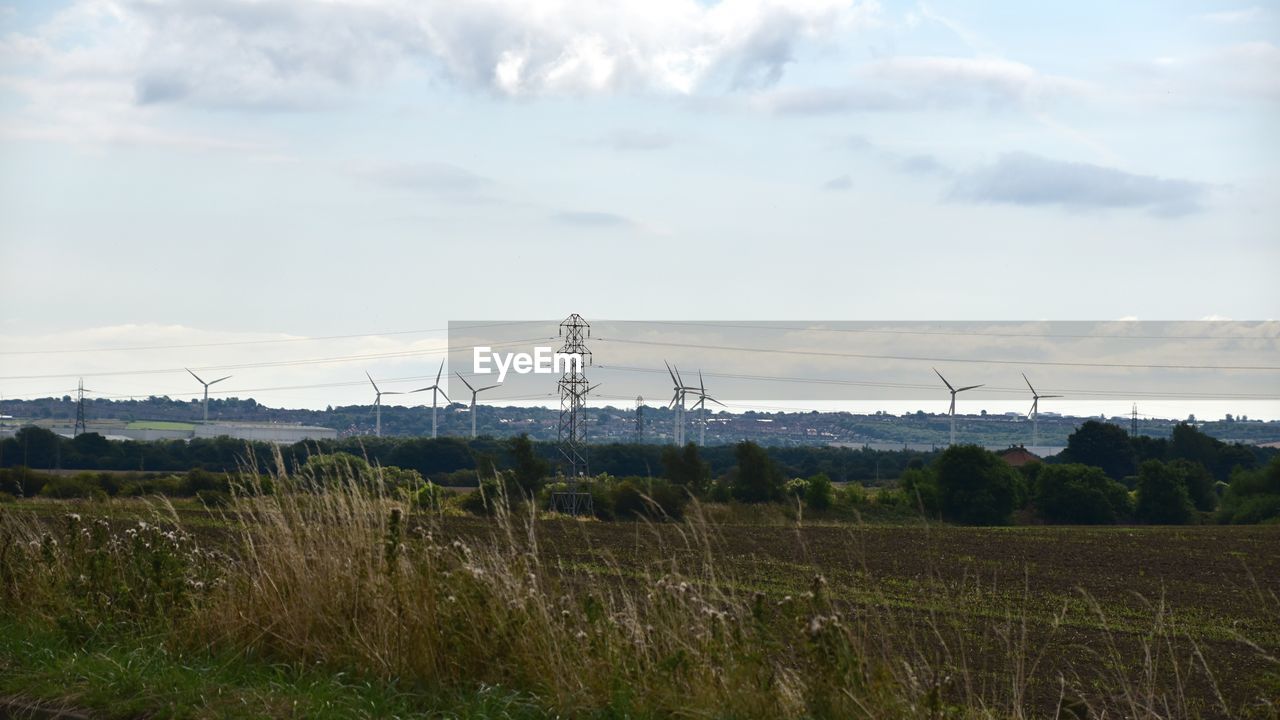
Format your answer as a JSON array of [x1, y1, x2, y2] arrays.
[[0, 0, 1277, 416]]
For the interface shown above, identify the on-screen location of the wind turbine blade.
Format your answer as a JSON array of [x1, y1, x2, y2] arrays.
[[956, 384, 983, 393], [1023, 373, 1036, 395], [707, 396, 726, 407], [698, 369, 706, 394], [454, 372, 474, 393], [209, 375, 231, 386], [477, 384, 500, 393], [186, 368, 206, 385], [366, 371, 380, 393], [949, 397, 956, 415], [1042, 395, 1063, 399], [409, 387, 431, 393], [436, 388, 451, 404], [435, 359, 445, 385], [1028, 400, 1037, 417], [382, 391, 403, 396], [665, 360, 678, 386], [933, 367, 954, 392]]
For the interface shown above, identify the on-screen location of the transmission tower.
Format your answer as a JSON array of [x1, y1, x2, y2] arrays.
[[73, 378, 87, 437], [1131, 404, 1138, 437], [635, 395, 645, 443], [551, 314, 594, 515]]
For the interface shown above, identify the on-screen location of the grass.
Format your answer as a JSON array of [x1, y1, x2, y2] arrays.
[[1, 458, 1277, 718], [0, 619, 551, 719]]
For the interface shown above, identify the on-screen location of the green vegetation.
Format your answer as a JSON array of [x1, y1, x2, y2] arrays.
[[3, 458, 1277, 719]]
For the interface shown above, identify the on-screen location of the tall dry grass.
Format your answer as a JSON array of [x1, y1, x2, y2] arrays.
[[2, 454, 1272, 719]]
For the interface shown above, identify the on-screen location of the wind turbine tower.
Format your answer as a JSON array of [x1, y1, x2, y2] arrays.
[[410, 359, 450, 439], [933, 368, 982, 446], [366, 371, 401, 437], [1023, 373, 1062, 447], [688, 370, 725, 446], [186, 368, 231, 423], [455, 372, 500, 438], [665, 362, 697, 446]]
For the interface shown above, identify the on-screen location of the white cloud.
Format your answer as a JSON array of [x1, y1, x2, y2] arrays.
[[1, 0, 880, 110], [949, 152, 1208, 216], [757, 55, 1087, 114], [1114, 42, 1280, 106], [1201, 7, 1266, 24]]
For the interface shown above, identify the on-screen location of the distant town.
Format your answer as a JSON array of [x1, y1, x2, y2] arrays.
[[2, 394, 1277, 452]]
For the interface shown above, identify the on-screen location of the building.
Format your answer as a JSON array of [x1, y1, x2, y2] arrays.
[[998, 446, 1042, 467]]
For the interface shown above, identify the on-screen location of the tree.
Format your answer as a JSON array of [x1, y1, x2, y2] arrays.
[[731, 441, 783, 503], [934, 445, 1023, 525], [1217, 456, 1280, 524], [1033, 463, 1131, 524], [804, 472, 835, 511], [661, 442, 710, 494], [1135, 460, 1193, 524], [509, 434, 549, 496], [1167, 459, 1216, 512], [13, 427, 61, 469], [1058, 421, 1136, 481]]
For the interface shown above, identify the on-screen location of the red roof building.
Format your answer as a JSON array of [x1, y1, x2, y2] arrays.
[[998, 446, 1041, 467]]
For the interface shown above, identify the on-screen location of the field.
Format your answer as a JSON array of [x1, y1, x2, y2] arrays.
[[1, 492, 1278, 719]]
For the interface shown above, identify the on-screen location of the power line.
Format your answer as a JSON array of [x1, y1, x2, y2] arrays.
[[626, 320, 1279, 342], [0, 321, 546, 356], [593, 337, 1280, 372], [0, 337, 554, 382], [592, 364, 1280, 400]]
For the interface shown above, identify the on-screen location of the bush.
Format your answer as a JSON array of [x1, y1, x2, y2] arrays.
[[1217, 456, 1280, 524], [38, 475, 103, 500], [0, 491, 15, 503], [196, 489, 232, 508], [804, 473, 835, 511], [611, 480, 647, 518], [897, 467, 939, 516]]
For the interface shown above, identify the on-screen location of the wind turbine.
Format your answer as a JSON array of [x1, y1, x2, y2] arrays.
[[665, 361, 698, 446], [186, 368, 231, 423], [366, 371, 402, 437], [455, 372, 500, 438], [1023, 373, 1062, 447], [410, 359, 450, 439], [933, 368, 982, 446], [687, 370, 725, 446]]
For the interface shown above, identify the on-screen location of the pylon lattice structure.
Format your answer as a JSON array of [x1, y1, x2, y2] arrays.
[[551, 314, 594, 516], [635, 395, 645, 443], [73, 378, 87, 437]]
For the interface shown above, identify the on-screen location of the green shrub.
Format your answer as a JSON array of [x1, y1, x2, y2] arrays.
[[196, 489, 232, 508], [1217, 456, 1280, 524], [804, 473, 835, 512], [612, 480, 647, 518], [0, 491, 15, 503], [38, 475, 103, 500]]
